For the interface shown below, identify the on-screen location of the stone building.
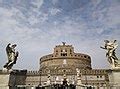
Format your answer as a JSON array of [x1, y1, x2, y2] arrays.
[[26, 43, 109, 87], [1, 42, 120, 89]]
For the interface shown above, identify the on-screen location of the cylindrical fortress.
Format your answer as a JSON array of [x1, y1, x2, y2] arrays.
[[40, 43, 91, 74], [25, 43, 109, 86]]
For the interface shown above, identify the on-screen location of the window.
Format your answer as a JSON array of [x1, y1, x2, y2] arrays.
[[84, 56, 87, 58], [56, 50, 58, 52], [65, 49, 67, 52], [88, 56, 90, 59], [56, 53, 58, 55], [61, 53, 67, 56]]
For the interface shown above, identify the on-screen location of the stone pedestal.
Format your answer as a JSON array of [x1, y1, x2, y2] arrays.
[[76, 77, 82, 89], [76, 85, 81, 89], [0, 70, 11, 89], [77, 78, 82, 85], [31, 86, 36, 89], [46, 80, 51, 85], [46, 76, 51, 85], [0, 86, 9, 89], [0, 69, 27, 89], [108, 68, 120, 86]]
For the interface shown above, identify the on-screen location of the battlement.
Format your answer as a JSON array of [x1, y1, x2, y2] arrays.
[[0, 69, 27, 75], [82, 69, 108, 75], [27, 71, 40, 76], [0, 70, 9, 74], [55, 45, 73, 47], [74, 53, 91, 60], [40, 54, 53, 61]]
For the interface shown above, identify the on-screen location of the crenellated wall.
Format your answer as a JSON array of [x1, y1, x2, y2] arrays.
[[25, 69, 109, 86]]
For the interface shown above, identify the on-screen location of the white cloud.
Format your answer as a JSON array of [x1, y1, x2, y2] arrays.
[[95, 28, 104, 34], [40, 13, 48, 22], [28, 15, 39, 25], [49, 8, 61, 15], [31, 0, 44, 9], [0, 8, 17, 29]]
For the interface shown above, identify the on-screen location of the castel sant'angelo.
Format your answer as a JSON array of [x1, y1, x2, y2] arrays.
[[0, 42, 120, 89], [26, 42, 109, 86]]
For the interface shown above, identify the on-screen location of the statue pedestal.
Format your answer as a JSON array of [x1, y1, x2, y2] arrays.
[[108, 68, 120, 86], [46, 80, 51, 85], [0, 70, 11, 89], [46, 76, 51, 85], [77, 78, 82, 85], [76, 77, 82, 89], [0, 69, 27, 89], [0, 86, 9, 89]]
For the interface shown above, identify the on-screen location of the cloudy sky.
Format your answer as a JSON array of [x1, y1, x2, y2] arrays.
[[0, 0, 120, 70]]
